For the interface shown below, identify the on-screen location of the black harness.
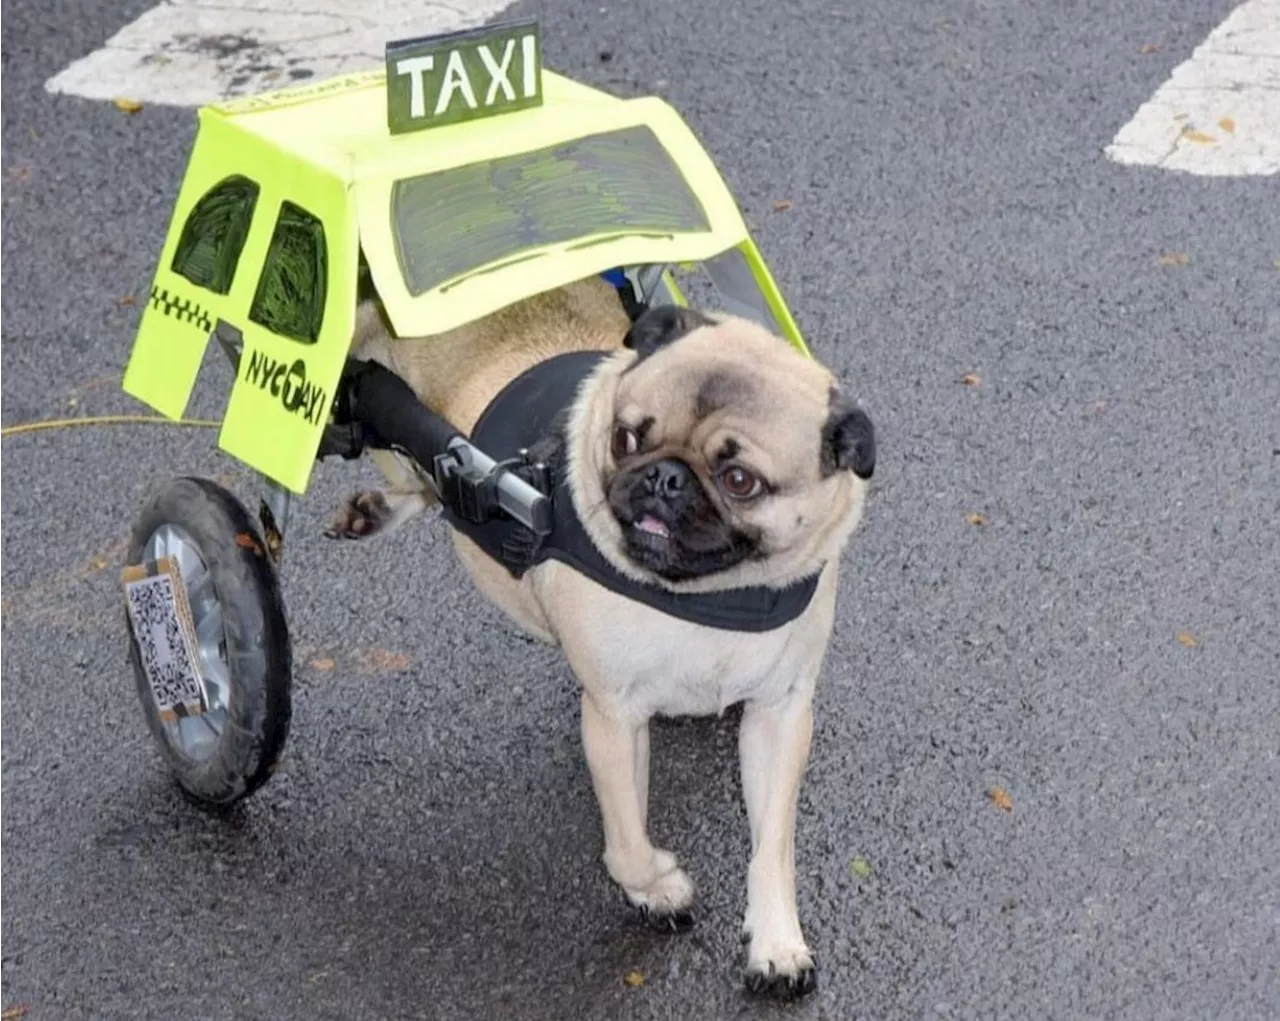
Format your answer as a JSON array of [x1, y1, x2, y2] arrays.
[[438, 350, 822, 633]]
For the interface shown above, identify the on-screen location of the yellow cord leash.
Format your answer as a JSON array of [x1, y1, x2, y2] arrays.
[[0, 415, 220, 438]]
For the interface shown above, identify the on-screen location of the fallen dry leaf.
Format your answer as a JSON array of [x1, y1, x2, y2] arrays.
[[7, 164, 31, 183], [2, 1006, 31, 1021], [623, 970, 645, 988], [363, 648, 413, 672], [849, 856, 873, 878], [234, 532, 264, 556], [772, 198, 793, 212], [119, 294, 136, 307], [965, 512, 987, 527], [113, 97, 144, 114], [1181, 128, 1216, 145], [1176, 631, 1198, 648], [1218, 117, 1236, 135], [960, 372, 981, 386], [310, 657, 336, 671], [91, 556, 109, 570], [1138, 43, 1161, 54], [1156, 251, 1190, 267], [989, 786, 1014, 812]]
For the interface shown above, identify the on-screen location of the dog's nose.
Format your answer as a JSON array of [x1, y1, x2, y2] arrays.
[[644, 459, 693, 498]]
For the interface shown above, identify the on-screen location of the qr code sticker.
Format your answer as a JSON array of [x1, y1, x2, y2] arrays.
[[123, 557, 206, 722]]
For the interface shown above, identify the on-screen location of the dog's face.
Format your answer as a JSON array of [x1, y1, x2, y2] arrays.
[[572, 306, 875, 591]]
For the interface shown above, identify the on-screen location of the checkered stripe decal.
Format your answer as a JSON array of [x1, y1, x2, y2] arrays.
[[150, 285, 213, 333]]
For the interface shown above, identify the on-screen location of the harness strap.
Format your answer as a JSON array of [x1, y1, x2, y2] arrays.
[[441, 351, 822, 633]]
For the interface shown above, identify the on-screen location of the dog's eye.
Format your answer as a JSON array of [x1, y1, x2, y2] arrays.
[[611, 426, 639, 460], [719, 466, 763, 499]]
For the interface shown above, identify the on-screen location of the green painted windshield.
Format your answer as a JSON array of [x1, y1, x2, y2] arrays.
[[390, 125, 711, 296]]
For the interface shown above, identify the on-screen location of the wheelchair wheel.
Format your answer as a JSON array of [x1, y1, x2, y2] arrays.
[[123, 476, 293, 809]]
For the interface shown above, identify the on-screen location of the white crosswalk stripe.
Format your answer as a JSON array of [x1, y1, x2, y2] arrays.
[[1106, 0, 1280, 176], [43, 0, 518, 108]]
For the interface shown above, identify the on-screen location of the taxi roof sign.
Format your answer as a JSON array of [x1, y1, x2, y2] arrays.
[[384, 18, 543, 135]]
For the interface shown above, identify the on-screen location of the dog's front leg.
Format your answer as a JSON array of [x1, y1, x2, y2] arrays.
[[580, 692, 694, 930], [739, 693, 817, 998]]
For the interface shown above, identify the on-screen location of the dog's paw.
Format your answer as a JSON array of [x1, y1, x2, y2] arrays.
[[618, 853, 696, 933], [324, 490, 392, 540], [742, 931, 817, 1000]]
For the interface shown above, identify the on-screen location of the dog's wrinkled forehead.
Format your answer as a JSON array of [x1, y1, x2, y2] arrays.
[[616, 306, 835, 456], [619, 364, 764, 437]]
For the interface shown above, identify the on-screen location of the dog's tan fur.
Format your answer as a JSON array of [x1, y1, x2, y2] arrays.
[[338, 276, 871, 996], [350, 277, 631, 437]]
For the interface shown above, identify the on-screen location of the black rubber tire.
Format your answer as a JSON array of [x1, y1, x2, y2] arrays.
[[125, 475, 293, 809]]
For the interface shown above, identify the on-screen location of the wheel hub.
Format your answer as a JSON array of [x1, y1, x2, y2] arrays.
[[142, 524, 231, 762]]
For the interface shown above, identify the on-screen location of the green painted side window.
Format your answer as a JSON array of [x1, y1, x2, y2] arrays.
[[248, 202, 328, 345], [170, 175, 260, 295]]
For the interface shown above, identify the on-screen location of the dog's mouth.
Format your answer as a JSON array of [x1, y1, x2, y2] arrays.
[[632, 514, 672, 540], [605, 470, 757, 582]]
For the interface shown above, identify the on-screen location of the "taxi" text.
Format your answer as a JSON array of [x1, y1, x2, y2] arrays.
[[385, 19, 543, 134], [242, 349, 329, 427]]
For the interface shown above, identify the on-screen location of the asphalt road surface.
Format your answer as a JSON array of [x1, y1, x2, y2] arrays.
[[3, 1, 1278, 1019]]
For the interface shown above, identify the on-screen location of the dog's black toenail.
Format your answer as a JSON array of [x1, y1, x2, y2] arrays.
[[635, 904, 694, 933], [744, 968, 772, 995], [666, 908, 694, 931], [744, 963, 818, 1001], [784, 967, 818, 999]]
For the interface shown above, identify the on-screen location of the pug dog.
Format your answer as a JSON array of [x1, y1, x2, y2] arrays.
[[330, 275, 875, 998]]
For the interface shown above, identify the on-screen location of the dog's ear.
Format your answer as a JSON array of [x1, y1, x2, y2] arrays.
[[820, 387, 876, 479], [623, 305, 716, 362]]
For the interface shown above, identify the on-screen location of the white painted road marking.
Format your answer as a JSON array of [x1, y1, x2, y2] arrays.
[[1106, 0, 1280, 176], [43, 0, 518, 109]]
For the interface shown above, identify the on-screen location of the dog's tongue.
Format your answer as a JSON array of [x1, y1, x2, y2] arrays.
[[635, 515, 671, 538]]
